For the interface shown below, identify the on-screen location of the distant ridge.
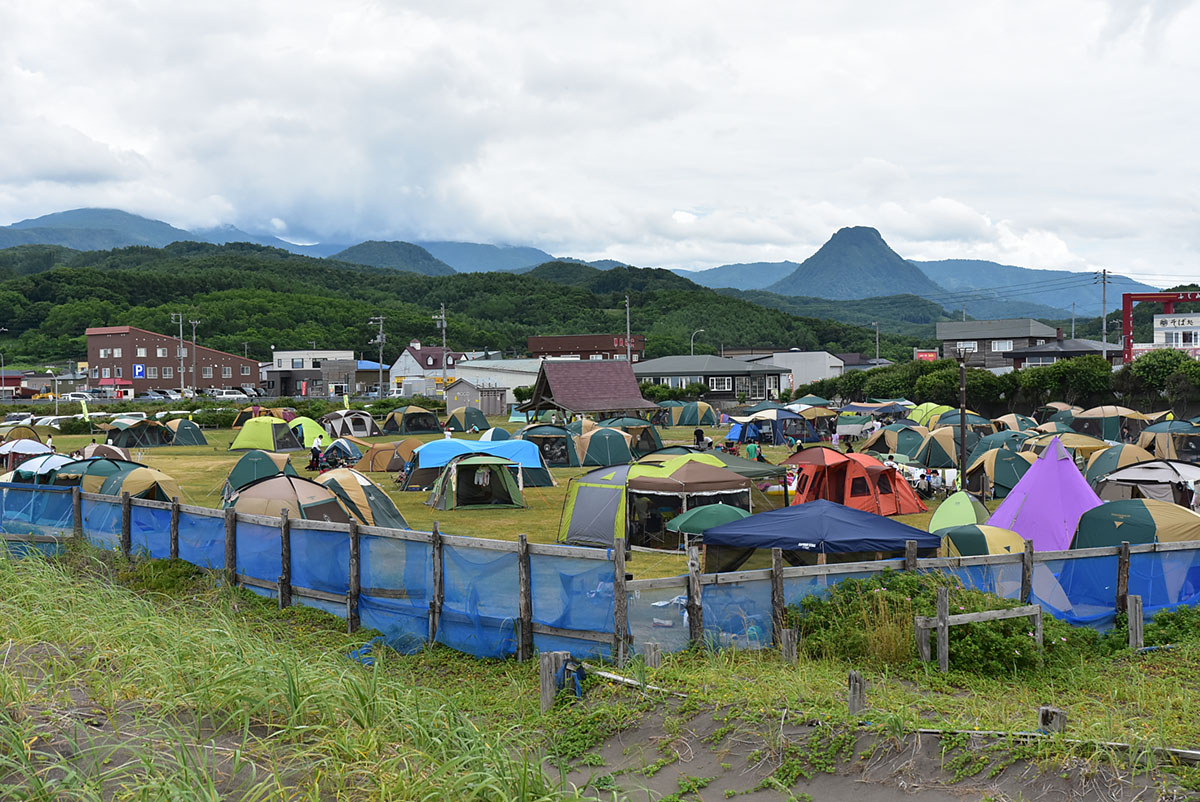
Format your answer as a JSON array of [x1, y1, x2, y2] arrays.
[[765, 227, 942, 299], [672, 261, 800, 290], [415, 241, 554, 272], [331, 241, 456, 276]]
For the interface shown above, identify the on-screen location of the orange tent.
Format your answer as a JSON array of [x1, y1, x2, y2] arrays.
[[784, 447, 926, 516]]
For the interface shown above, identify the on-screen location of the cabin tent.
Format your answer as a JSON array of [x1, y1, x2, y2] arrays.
[[165, 418, 208, 446], [1094, 459, 1200, 504], [230, 416, 303, 452], [702, 499, 939, 572], [518, 424, 580, 467], [963, 449, 1036, 499], [1072, 405, 1149, 441], [226, 474, 351, 522], [941, 524, 1026, 557], [927, 490, 989, 532], [382, 406, 442, 435], [859, 424, 929, 460], [1071, 499, 1200, 548], [427, 454, 525, 510], [104, 419, 173, 449], [1137, 422, 1200, 462], [444, 406, 489, 433], [354, 439, 421, 472], [225, 450, 298, 500], [315, 468, 409, 528], [783, 447, 926, 516], [1083, 443, 1155, 487], [986, 437, 1102, 551], [576, 427, 634, 466], [97, 467, 182, 502], [401, 439, 553, 489], [321, 409, 382, 438], [597, 417, 662, 455], [478, 427, 510, 441], [732, 408, 815, 445], [286, 416, 325, 449], [991, 413, 1038, 432]]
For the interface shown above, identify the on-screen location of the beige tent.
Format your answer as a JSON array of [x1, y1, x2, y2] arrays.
[[226, 475, 352, 522], [354, 439, 422, 472]]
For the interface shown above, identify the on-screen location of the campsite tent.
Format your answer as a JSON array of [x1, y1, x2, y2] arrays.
[[986, 437, 1102, 551], [1083, 443, 1155, 487], [97, 467, 182, 502], [576, 427, 634, 466], [1035, 402, 1081, 421], [103, 419, 173, 449], [597, 417, 663, 455], [731, 408, 815, 445], [1071, 499, 1200, 548], [427, 454, 525, 510], [745, 400, 785, 414], [1033, 421, 1076, 435], [793, 394, 831, 407], [965, 430, 1033, 466], [914, 427, 963, 469], [1072, 405, 1150, 441], [0, 439, 52, 471], [927, 410, 994, 434], [963, 449, 1036, 499], [670, 401, 717, 427], [315, 468, 409, 528], [518, 424, 580, 467], [859, 424, 929, 460], [288, 416, 325, 448], [783, 447, 926, 516], [910, 403, 950, 427], [82, 443, 130, 461], [0, 425, 40, 443], [638, 447, 787, 482], [225, 450, 298, 500], [702, 499, 940, 572], [232, 406, 275, 428], [401, 439, 553, 489], [941, 525, 1026, 557], [478, 427, 510, 441], [381, 406, 442, 435], [1021, 432, 1109, 461], [321, 409, 382, 438], [45, 458, 146, 492], [229, 416, 303, 452], [665, 503, 751, 537], [354, 439, 421, 472], [445, 406, 490, 433], [1094, 459, 1200, 504], [226, 475, 351, 522], [322, 438, 364, 462], [7, 453, 74, 483], [165, 418, 207, 446], [991, 413, 1038, 432], [927, 490, 989, 532], [1137, 422, 1200, 462]]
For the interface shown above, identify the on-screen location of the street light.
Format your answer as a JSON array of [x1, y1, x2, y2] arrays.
[[690, 329, 705, 356], [953, 345, 971, 489], [873, 322, 880, 362]]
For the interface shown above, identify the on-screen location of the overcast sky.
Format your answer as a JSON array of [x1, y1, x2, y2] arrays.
[[1, 0, 1197, 283]]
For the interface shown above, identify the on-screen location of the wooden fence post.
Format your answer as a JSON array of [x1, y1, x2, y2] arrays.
[[770, 547, 786, 640], [904, 539, 917, 571], [848, 670, 867, 715], [779, 629, 798, 664], [1020, 540, 1033, 603], [1038, 706, 1067, 734], [517, 534, 533, 662], [686, 544, 704, 646], [71, 486, 83, 540], [169, 497, 180, 560], [1116, 541, 1131, 613], [119, 492, 132, 558], [539, 650, 570, 713], [613, 540, 630, 667], [1128, 594, 1144, 650], [278, 508, 292, 609], [347, 520, 361, 633], [936, 586, 950, 672], [224, 507, 237, 586], [644, 642, 662, 669], [428, 523, 443, 645]]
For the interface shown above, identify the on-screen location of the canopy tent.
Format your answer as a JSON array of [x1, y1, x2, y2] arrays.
[[1033, 421, 1077, 435], [1072, 405, 1150, 441], [914, 427, 963, 469], [322, 437, 365, 462], [991, 413, 1038, 432], [381, 405, 442, 435], [792, 394, 832, 407], [232, 405, 276, 428], [928, 409, 994, 434], [927, 491, 990, 532], [1083, 443, 1155, 487], [165, 418, 208, 446], [427, 454, 525, 510], [287, 416, 325, 448], [315, 468, 409, 528], [401, 438, 553, 489], [638, 447, 787, 481], [859, 423, 929, 460], [1071, 499, 1200, 549], [867, 397, 915, 407], [597, 417, 663, 455], [0, 425, 40, 443], [702, 499, 939, 572], [783, 447, 926, 516], [517, 424, 580, 467], [321, 409, 382, 438], [97, 466, 182, 502], [354, 439, 421, 473], [225, 450, 298, 500], [1021, 432, 1109, 461], [45, 458, 147, 492], [7, 453, 74, 483], [1094, 459, 1200, 504], [1137, 422, 1200, 462], [229, 416, 303, 452], [103, 419, 173, 449], [0, 439, 52, 471], [965, 430, 1033, 466], [81, 443, 130, 461], [665, 503, 751, 536], [963, 449, 1036, 499], [731, 408, 816, 445], [226, 474, 351, 522], [576, 427, 634, 467], [987, 437, 1102, 551], [839, 401, 911, 416], [910, 403, 951, 427], [745, 400, 786, 414], [478, 427, 511, 441], [445, 406, 490, 433], [941, 524, 1026, 558]]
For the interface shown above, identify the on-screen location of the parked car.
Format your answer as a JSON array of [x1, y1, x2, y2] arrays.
[[61, 392, 95, 402], [3, 412, 34, 425], [207, 388, 250, 400], [137, 391, 167, 401], [152, 389, 183, 400]]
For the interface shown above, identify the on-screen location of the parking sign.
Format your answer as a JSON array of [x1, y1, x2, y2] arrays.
[[133, 363, 145, 379]]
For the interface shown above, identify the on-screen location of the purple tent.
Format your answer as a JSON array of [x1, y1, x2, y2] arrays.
[[986, 437, 1102, 552]]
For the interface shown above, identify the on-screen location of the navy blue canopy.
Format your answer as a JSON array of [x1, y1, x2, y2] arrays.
[[703, 499, 939, 554]]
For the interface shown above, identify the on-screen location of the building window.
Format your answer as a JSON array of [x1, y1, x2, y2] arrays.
[[147, 366, 158, 378], [114, 367, 122, 378], [956, 341, 978, 353], [292, 358, 304, 369], [163, 367, 173, 379], [1185, 332, 1197, 346], [426, 357, 433, 367], [202, 367, 213, 378], [1026, 356, 1057, 366], [91, 367, 99, 379], [447, 357, 454, 366], [590, 354, 604, 360], [99, 348, 112, 359], [991, 340, 1013, 352], [101, 368, 111, 379], [311, 360, 321, 368], [241, 365, 251, 375], [222, 366, 232, 378], [178, 347, 187, 358], [113, 347, 122, 358], [767, 375, 779, 390], [709, 376, 732, 392], [136, 347, 146, 358], [157, 347, 168, 357]]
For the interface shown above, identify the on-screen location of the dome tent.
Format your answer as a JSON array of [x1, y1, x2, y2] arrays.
[[381, 405, 441, 435], [941, 524, 1026, 557], [225, 450, 298, 501], [321, 409, 382, 438], [596, 417, 663, 456], [165, 418, 208, 446], [517, 424, 579, 467], [316, 468, 409, 528], [859, 423, 929, 460], [354, 439, 420, 472], [226, 474, 352, 522], [576, 427, 634, 466], [427, 454, 525, 510], [103, 419, 173, 449], [229, 416, 303, 452], [927, 490, 989, 533], [287, 416, 325, 449], [445, 406, 489, 433], [963, 449, 1036, 499], [97, 467, 182, 502], [1071, 499, 1200, 549], [45, 458, 147, 492], [478, 427, 510, 441], [1083, 443, 1155, 487]]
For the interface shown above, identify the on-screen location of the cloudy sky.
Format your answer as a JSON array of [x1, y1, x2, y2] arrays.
[[1, 0, 1197, 283]]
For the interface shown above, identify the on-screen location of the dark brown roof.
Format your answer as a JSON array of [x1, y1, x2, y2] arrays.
[[520, 361, 657, 414]]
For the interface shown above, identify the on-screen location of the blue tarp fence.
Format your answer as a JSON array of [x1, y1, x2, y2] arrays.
[[6, 482, 1200, 660]]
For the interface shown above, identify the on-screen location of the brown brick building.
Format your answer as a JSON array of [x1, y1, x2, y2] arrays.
[[85, 326, 260, 397], [527, 334, 645, 362]]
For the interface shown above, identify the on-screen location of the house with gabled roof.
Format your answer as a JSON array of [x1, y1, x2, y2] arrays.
[[388, 339, 467, 392], [517, 361, 658, 417]]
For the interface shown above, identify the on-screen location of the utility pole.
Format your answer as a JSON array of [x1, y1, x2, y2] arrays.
[[1071, 302, 1075, 339], [1096, 269, 1109, 343], [243, 342, 248, 357], [170, 312, 184, 395], [873, 322, 879, 362], [432, 304, 448, 392], [625, 295, 632, 362], [369, 314, 386, 398], [189, 319, 201, 392]]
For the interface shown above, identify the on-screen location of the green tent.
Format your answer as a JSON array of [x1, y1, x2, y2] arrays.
[[288, 416, 325, 448], [1071, 499, 1200, 549], [518, 424, 580, 467], [598, 417, 663, 456], [965, 430, 1032, 466], [745, 401, 785, 414], [794, 394, 831, 407], [963, 449, 1036, 499], [104, 419, 173, 449], [666, 503, 751, 536], [445, 406, 489, 432], [914, 428, 959, 469], [673, 401, 718, 427], [577, 427, 634, 466], [47, 458, 146, 492], [1083, 443, 1154, 488], [928, 490, 990, 533], [225, 450, 298, 500], [316, 468, 409, 529], [427, 454, 525, 510], [229, 416, 303, 452], [165, 418, 208, 446], [941, 524, 1026, 557], [382, 406, 442, 435]]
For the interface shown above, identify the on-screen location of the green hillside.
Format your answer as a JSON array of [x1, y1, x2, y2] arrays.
[[0, 242, 930, 366], [330, 241, 456, 276], [720, 289, 953, 337]]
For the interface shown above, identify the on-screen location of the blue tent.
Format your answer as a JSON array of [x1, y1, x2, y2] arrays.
[[402, 438, 553, 487], [702, 499, 939, 572]]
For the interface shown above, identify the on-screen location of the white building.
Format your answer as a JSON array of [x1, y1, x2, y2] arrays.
[[737, 350, 844, 391], [1131, 314, 1200, 360], [452, 358, 548, 406], [388, 339, 467, 393]]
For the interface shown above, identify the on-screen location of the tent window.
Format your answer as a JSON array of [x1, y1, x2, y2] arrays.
[[849, 477, 870, 496], [796, 474, 809, 493], [877, 473, 893, 494]]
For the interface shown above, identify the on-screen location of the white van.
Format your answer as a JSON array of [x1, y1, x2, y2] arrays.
[[207, 388, 250, 401]]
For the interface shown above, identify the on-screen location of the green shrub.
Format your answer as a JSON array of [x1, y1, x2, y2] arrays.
[[56, 417, 95, 435]]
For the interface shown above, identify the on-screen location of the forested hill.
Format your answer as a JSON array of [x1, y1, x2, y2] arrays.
[[0, 242, 928, 365]]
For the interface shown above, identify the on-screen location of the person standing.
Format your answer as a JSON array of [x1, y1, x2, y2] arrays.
[[693, 428, 705, 449], [745, 441, 759, 461]]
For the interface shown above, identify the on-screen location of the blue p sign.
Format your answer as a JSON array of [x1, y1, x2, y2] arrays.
[[133, 363, 145, 379]]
